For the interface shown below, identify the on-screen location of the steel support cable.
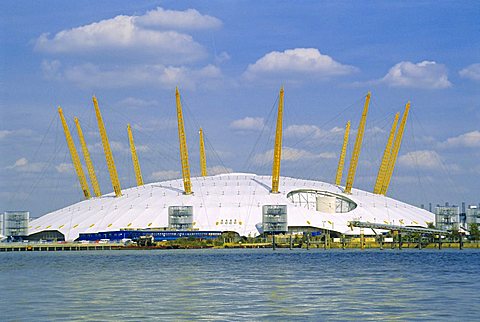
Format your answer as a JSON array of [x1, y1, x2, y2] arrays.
[[8, 111, 58, 206], [242, 96, 278, 172], [181, 97, 231, 174], [412, 110, 462, 198]]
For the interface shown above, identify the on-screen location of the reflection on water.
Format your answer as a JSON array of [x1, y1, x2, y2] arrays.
[[0, 249, 479, 321]]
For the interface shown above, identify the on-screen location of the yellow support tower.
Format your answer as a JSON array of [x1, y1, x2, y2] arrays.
[[199, 128, 208, 177], [57, 107, 91, 199], [380, 101, 411, 195], [74, 117, 102, 197], [373, 112, 399, 194], [127, 124, 144, 186], [271, 86, 284, 193], [92, 96, 122, 197], [335, 121, 351, 186], [344, 92, 371, 194], [175, 88, 192, 194]]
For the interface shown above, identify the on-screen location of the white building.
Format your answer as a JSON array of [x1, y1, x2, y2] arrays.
[[435, 205, 460, 231], [1, 211, 29, 238], [28, 173, 434, 241], [466, 205, 480, 228]]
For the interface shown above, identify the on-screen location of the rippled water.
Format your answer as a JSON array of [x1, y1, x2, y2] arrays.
[[1, 249, 479, 321]]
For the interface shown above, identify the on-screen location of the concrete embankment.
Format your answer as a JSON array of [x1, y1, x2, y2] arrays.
[[1, 241, 479, 252]]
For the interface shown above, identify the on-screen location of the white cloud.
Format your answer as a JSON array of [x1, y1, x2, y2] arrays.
[[398, 150, 443, 169], [133, 119, 177, 132], [283, 124, 346, 141], [0, 130, 13, 139], [6, 158, 44, 172], [440, 130, 480, 148], [459, 63, 480, 81], [284, 124, 324, 138], [34, 7, 223, 63], [56, 63, 222, 90], [151, 170, 180, 181], [55, 162, 74, 174], [244, 48, 357, 80], [253, 147, 336, 165], [206, 166, 233, 175], [230, 117, 265, 131], [0, 129, 35, 140], [380, 61, 451, 89], [136, 7, 222, 30], [116, 97, 158, 109]]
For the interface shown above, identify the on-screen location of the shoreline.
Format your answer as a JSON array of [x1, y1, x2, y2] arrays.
[[1, 241, 479, 252]]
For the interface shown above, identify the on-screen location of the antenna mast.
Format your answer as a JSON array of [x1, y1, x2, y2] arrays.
[[58, 107, 91, 199], [175, 88, 192, 194], [373, 112, 399, 194], [271, 86, 284, 193], [127, 124, 144, 186], [335, 121, 351, 186], [199, 128, 207, 177], [381, 102, 411, 195], [74, 117, 101, 197], [344, 92, 371, 194], [92, 96, 122, 197]]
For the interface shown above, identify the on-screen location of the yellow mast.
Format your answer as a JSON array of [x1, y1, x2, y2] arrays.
[[199, 128, 207, 177], [373, 112, 399, 194], [344, 92, 371, 194], [335, 121, 351, 186], [74, 117, 102, 197], [271, 86, 284, 193], [380, 101, 411, 195], [127, 124, 144, 186], [92, 96, 122, 197], [58, 107, 91, 199], [175, 87, 192, 194]]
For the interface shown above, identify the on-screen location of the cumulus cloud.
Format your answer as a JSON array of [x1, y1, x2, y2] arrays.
[[459, 63, 480, 81], [283, 124, 346, 142], [230, 117, 265, 131], [243, 48, 357, 80], [398, 150, 443, 169], [52, 62, 222, 90], [6, 158, 44, 172], [151, 170, 180, 181], [380, 61, 451, 89], [253, 147, 336, 165], [34, 8, 219, 63], [136, 7, 222, 30], [440, 130, 480, 148]]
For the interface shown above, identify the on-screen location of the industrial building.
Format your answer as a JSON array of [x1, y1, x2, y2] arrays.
[[28, 88, 436, 242], [0, 211, 29, 240]]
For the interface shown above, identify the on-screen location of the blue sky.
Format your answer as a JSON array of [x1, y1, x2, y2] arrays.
[[1, 1, 479, 217]]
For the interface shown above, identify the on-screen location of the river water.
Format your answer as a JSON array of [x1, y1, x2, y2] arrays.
[[1, 249, 479, 321]]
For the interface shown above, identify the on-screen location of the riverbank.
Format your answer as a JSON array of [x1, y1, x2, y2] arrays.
[[1, 240, 479, 252]]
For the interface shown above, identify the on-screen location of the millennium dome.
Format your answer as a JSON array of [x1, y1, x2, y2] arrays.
[[28, 88, 434, 241]]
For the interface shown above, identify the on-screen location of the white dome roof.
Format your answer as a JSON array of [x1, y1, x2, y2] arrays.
[[29, 173, 434, 241]]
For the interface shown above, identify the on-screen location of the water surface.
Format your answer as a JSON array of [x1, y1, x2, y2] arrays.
[[1, 249, 479, 321]]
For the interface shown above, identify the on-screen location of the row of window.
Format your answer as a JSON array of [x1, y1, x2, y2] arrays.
[[216, 219, 242, 225]]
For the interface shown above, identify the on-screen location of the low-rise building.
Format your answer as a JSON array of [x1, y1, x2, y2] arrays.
[[1, 211, 29, 237], [466, 205, 480, 228], [435, 205, 460, 231]]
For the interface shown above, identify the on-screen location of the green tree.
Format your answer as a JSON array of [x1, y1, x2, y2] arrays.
[[469, 223, 480, 241]]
